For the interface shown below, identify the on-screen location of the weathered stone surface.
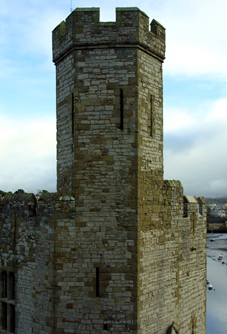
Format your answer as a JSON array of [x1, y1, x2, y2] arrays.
[[0, 7, 206, 334]]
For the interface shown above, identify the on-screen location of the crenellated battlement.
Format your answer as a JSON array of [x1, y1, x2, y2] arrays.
[[183, 195, 207, 218], [0, 193, 75, 220], [161, 180, 206, 218], [0, 190, 206, 224], [2, 193, 37, 218], [52, 7, 165, 64]]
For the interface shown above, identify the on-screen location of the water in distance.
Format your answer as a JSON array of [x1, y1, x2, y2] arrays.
[[206, 234, 227, 334]]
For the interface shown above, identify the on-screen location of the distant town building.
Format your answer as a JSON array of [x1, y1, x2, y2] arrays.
[[207, 200, 227, 230], [0, 7, 207, 334]]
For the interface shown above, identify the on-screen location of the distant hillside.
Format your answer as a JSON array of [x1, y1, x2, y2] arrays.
[[205, 197, 227, 204]]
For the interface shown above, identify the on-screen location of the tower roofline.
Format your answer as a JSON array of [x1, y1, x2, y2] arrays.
[[52, 7, 165, 64]]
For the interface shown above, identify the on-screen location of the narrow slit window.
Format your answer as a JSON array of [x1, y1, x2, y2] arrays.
[[72, 93, 75, 135], [96, 267, 100, 297], [10, 304, 15, 333], [192, 318, 195, 334], [103, 323, 109, 331], [192, 215, 196, 235], [2, 302, 7, 330], [150, 95, 153, 136], [1, 271, 16, 332], [120, 89, 124, 130], [2, 271, 7, 298], [10, 273, 15, 300]]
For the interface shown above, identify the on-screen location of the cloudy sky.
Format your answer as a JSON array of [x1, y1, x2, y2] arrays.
[[0, 0, 226, 197]]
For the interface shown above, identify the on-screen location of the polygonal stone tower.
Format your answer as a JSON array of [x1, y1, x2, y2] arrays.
[[52, 7, 206, 334], [53, 7, 165, 196]]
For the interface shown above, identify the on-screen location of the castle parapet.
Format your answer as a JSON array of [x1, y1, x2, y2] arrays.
[[183, 195, 207, 220], [2, 193, 37, 218], [52, 7, 165, 64], [1, 193, 76, 221], [162, 181, 206, 223]]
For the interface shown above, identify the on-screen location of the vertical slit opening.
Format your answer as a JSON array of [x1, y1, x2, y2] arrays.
[[2, 302, 7, 330], [120, 89, 124, 130], [10, 304, 15, 333], [150, 95, 153, 136], [2, 271, 7, 298], [10, 273, 15, 301], [103, 323, 109, 330], [72, 93, 74, 135], [96, 267, 99, 297]]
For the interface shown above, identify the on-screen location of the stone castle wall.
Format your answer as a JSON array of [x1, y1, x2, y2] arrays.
[[0, 194, 56, 333], [0, 192, 206, 334], [137, 183, 207, 333], [0, 7, 206, 334], [135, 34, 206, 333]]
